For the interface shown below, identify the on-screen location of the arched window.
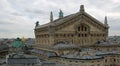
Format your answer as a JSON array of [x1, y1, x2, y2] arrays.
[[77, 24, 89, 31], [64, 34, 66, 37], [81, 25, 84, 31], [78, 34, 80, 37], [84, 27, 87, 31], [85, 34, 87, 37], [78, 26, 80, 31]]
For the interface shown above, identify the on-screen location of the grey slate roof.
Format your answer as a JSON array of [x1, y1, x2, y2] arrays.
[[95, 41, 120, 46], [35, 13, 76, 29], [7, 58, 40, 64], [6, 54, 41, 64], [95, 50, 120, 55], [0, 44, 9, 51], [53, 43, 77, 50], [35, 10, 108, 29], [30, 49, 57, 57]]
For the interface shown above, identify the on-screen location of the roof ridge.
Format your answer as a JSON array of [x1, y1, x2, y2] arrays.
[[83, 12, 108, 27]]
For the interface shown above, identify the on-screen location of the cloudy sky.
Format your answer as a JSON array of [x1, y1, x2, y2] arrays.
[[0, 0, 120, 38]]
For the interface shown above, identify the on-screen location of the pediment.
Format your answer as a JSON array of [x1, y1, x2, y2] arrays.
[[55, 12, 106, 32]]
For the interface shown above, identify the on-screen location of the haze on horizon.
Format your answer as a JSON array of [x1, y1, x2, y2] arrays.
[[0, 0, 120, 38]]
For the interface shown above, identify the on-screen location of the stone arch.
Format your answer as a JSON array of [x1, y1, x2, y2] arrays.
[[77, 23, 90, 32], [74, 22, 90, 32]]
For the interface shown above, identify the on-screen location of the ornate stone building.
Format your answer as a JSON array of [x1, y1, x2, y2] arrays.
[[34, 5, 109, 46], [32, 5, 120, 66]]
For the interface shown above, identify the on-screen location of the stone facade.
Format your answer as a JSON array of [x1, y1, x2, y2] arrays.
[[32, 5, 120, 66], [34, 5, 109, 47]]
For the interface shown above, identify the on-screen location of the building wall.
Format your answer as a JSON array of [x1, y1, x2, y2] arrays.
[[35, 21, 107, 46], [35, 11, 108, 47], [103, 55, 120, 66], [91, 46, 120, 53], [48, 57, 104, 66], [47, 54, 120, 66]]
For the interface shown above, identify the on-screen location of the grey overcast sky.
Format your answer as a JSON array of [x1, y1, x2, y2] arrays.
[[0, 0, 120, 38]]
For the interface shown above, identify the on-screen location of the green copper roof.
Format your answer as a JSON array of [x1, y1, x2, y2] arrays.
[[11, 38, 25, 48]]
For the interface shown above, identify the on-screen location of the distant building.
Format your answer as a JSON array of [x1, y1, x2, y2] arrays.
[[34, 5, 109, 47], [0, 44, 9, 58], [6, 38, 41, 66]]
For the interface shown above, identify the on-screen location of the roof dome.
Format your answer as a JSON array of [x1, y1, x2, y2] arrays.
[[11, 38, 25, 48]]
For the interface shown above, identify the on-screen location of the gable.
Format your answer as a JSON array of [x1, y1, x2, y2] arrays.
[[55, 12, 106, 33], [82, 18, 104, 32], [82, 13, 106, 32], [57, 23, 75, 32], [35, 5, 109, 34]]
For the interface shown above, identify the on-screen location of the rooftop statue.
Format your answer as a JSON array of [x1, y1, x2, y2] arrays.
[[11, 37, 25, 57], [11, 37, 25, 48], [35, 21, 39, 27], [21, 37, 25, 43], [59, 9, 64, 18], [7, 37, 41, 66]]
